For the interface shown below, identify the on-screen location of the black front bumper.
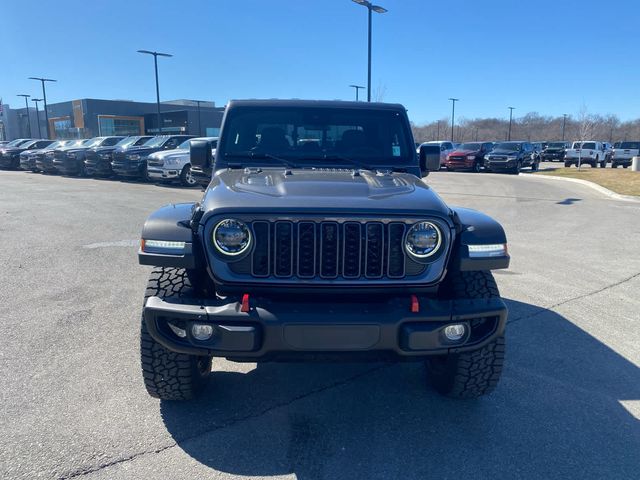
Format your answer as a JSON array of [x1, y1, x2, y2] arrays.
[[85, 159, 113, 175], [20, 156, 37, 170], [53, 158, 82, 175], [112, 160, 146, 177], [0, 155, 19, 169], [485, 160, 517, 171], [143, 295, 507, 361]]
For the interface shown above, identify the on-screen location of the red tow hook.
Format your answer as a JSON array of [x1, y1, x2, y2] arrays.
[[241, 293, 251, 313], [410, 295, 420, 313]]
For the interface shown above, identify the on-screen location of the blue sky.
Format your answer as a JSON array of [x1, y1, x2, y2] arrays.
[[1, 0, 639, 124]]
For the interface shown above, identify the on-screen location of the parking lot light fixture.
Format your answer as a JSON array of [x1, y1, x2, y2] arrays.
[[351, 0, 387, 102], [508, 107, 515, 141], [28, 77, 56, 139], [137, 50, 173, 134], [349, 84, 365, 101], [17, 94, 32, 137], [448, 98, 459, 142], [31, 98, 43, 138]]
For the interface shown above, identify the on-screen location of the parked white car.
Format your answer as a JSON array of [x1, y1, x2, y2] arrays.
[[147, 137, 218, 186], [611, 141, 639, 168], [564, 141, 609, 168]]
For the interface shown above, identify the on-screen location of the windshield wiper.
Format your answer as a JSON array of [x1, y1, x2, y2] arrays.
[[225, 152, 299, 169]]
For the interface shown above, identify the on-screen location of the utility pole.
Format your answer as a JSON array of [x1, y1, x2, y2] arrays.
[[137, 50, 173, 134], [28, 77, 56, 139], [448, 98, 459, 142], [31, 98, 43, 138], [562, 113, 568, 141], [508, 107, 515, 141], [17, 94, 32, 137], [352, 0, 387, 102], [349, 84, 365, 101]]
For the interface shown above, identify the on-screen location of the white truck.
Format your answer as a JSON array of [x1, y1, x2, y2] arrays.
[[564, 141, 610, 168], [147, 136, 218, 187], [611, 141, 639, 168]]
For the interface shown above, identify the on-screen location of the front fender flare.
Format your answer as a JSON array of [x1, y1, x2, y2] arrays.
[[450, 207, 510, 271]]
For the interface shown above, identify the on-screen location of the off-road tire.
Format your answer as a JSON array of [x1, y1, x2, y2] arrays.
[[564, 160, 571, 168], [531, 160, 539, 172], [140, 267, 212, 400], [611, 162, 617, 169], [426, 271, 505, 399], [473, 162, 481, 173]]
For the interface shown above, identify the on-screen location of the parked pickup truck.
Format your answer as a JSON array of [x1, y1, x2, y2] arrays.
[[611, 141, 639, 168], [542, 142, 570, 161], [564, 141, 609, 168]]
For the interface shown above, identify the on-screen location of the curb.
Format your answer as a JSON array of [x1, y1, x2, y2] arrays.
[[519, 172, 640, 203]]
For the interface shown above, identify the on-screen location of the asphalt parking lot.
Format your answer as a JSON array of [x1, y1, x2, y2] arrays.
[[1, 167, 639, 480]]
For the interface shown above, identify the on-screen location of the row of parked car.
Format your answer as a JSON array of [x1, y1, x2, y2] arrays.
[[417, 139, 638, 173], [0, 135, 218, 187]]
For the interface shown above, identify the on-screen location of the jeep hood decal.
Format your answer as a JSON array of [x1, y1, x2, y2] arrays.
[[201, 169, 450, 215]]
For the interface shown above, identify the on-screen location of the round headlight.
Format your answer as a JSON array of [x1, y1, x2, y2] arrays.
[[213, 219, 251, 256], [405, 222, 441, 259]]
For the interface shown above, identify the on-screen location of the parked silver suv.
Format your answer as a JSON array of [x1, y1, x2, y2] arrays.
[[147, 137, 218, 186]]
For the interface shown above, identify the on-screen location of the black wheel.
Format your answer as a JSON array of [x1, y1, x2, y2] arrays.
[[599, 160, 606, 168], [472, 162, 481, 173], [140, 267, 212, 400], [611, 163, 617, 169], [180, 164, 197, 187], [623, 164, 629, 168], [426, 271, 505, 399], [564, 161, 571, 168], [446, 167, 454, 172], [531, 160, 539, 172], [513, 161, 522, 174]]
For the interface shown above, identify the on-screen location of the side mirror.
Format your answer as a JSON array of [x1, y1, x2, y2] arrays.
[[190, 139, 213, 169], [419, 144, 441, 176]]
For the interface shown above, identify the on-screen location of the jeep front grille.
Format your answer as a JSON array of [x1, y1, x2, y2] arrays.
[[230, 220, 426, 280]]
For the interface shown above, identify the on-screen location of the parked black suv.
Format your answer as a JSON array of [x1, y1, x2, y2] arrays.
[[0, 139, 54, 169], [484, 141, 538, 173], [85, 135, 152, 176], [542, 141, 569, 161], [53, 136, 124, 176], [37, 140, 86, 174], [111, 135, 194, 179], [137, 100, 510, 401], [19, 140, 58, 171]]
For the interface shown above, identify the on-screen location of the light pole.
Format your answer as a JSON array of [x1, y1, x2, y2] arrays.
[[349, 84, 365, 101], [137, 50, 173, 134], [508, 107, 515, 141], [192, 100, 205, 136], [448, 98, 459, 142], [28, 77, 56, 139], [352, 0, 387, 102], [562, 113, 568, 141], [31, 98, 43, 138], [17, 94, 32, 137], [436, 121, 440, 140]]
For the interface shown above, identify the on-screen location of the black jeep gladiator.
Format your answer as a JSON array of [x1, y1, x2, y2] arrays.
[[138, 100, 510, 401]]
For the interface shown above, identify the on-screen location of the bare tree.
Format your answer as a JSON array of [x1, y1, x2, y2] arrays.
[[371, 82, 387, 102]]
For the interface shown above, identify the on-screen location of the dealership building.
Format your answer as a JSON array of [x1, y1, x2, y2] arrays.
[[0, 98, 224, 140]]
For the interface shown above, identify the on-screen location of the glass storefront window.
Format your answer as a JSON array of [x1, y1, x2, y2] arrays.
[[98, 116, 143, 136]]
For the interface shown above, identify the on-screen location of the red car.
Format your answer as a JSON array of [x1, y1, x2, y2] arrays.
[[445, 142, 494, 172]]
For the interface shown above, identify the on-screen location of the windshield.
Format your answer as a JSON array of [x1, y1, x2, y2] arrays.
[[20, 140, 39, 148], [494, 142, 521, 151], [5, 139, 29, 147], [115, 137, 137, 147], [220, 107, 413, 169], [547, 142, 566, 148], [143, 136, 167, 148], [83, 138, 104, 148], [178, 139, 192, 149], [618, 142, 640, 149], [458, 143, 481, 150]]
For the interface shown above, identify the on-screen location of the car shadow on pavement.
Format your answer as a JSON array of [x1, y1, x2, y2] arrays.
[[159, 298, 640, 480]]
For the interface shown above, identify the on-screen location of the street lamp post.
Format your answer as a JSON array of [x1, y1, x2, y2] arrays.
[[562, 113, 568, 141], [349, 84, 365, 101], [193, 100, 205, 136], [31, 98, 43, 138], [137, 50, 173, 134], [448, 98, 459, 142], [508, 107, 515, 141], [352, 0, 387, 102], [28, 77, 56, 139], [17, 94, 32, 137]]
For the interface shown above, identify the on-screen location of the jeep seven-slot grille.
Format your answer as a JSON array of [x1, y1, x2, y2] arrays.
[[235, 220, 421, 280]]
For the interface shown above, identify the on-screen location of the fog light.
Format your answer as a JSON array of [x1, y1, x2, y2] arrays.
[[191, 323, 214, 341], [167, 322, 186, 338], [443, 324, 466, 341]]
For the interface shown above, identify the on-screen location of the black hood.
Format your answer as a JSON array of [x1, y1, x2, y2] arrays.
[[118, 145, 160, 155], [490, 149, 520, 155], [201, 169, 450, 217], [90, 145, 119, 153]]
